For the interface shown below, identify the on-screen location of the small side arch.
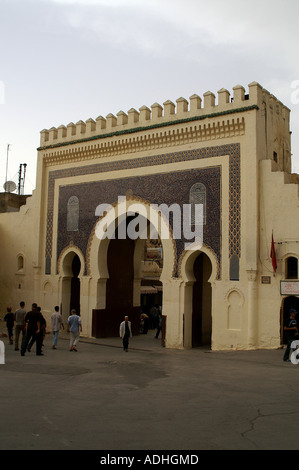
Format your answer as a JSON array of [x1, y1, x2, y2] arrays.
[[58, 245, 84, 320], [179, 244, 219, 284], [57, 244, 85, 278], [179, 244, 218, 349]]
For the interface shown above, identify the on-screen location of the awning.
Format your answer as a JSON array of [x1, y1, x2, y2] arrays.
[[140, 286, 159, 294]]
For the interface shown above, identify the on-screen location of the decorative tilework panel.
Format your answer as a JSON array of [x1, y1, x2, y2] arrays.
[[57, 167, 221, 277], [45, 144, 241, 277]]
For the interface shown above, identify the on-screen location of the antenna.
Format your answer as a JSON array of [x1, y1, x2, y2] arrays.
[[18, 163, 27, 195]]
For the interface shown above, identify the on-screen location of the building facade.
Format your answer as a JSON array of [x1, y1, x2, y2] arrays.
[[1, 81, 299, 350]]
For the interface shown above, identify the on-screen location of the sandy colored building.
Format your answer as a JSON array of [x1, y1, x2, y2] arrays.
[[1, 81, 299, 351]]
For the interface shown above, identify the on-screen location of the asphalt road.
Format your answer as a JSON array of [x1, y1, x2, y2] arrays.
[[1, 330, 299, 451]]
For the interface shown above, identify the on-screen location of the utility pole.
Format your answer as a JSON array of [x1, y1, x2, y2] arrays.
[[5, 144, 10, 192]]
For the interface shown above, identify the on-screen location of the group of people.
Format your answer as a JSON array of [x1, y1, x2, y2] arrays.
[[3, 302, 298, 358], [2, 302, 160, 355], [1, 302, 82, 355], [140, 305, 162, 338]]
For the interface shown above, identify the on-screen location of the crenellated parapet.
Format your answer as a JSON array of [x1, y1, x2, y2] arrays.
[[39, 82, 290, 148]]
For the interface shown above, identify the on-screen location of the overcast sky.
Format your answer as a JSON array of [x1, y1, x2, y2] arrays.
[[0, 0, 299, 194]]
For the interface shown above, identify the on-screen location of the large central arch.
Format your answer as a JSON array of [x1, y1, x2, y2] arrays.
[[87, 197, 176, 338]]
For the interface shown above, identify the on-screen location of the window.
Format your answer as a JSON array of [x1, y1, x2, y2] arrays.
[[189, 183, 206, 225], [286, 257, 298, 279], [67, 196, 79, 232], [17, 255, 24, 271]]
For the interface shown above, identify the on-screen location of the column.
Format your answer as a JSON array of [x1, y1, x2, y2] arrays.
[[247, 269, 258, 348]]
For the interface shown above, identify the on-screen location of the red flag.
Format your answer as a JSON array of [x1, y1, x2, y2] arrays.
[[270, 233, 277, 272]]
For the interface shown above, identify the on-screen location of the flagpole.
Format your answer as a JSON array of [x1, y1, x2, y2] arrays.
[[270, 230, 277, 275]]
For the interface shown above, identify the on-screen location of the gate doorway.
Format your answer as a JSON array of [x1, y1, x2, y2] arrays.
[[70, 254, 81, 315], [92, 217, 140, 337], [60, 251, 82, 324], [281, 295, 299, 344], [192, 252, 212, 348], [105, 234, 138, 336], [91, 202, 174, 339]]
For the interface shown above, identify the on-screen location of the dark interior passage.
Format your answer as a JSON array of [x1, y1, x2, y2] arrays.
[[192, 253, 212, 348]]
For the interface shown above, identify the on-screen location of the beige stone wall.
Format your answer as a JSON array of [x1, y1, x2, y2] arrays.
[[257, 159, 299, 348], [0, 193, 41, 317]]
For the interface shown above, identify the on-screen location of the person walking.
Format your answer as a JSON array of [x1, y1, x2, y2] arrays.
[[27, 307, 46, 354], [119, 315, 132, 352], [4, 307, 14, 345], [155, 312, 163, 339], [283, 308, 298, 362], [14, 301, 26, 351], [67, 309, 82, 351], [21, 303, 42, 356], [51, 306, 64, 349]]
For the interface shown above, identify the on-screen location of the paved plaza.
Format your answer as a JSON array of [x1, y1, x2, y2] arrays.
[[1, 329, 299, 451]]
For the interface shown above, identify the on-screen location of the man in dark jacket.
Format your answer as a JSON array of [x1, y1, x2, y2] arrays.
[[4, 307, 14, 345], [20, 303, 42, 356], [283, 308, 298, 362]]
